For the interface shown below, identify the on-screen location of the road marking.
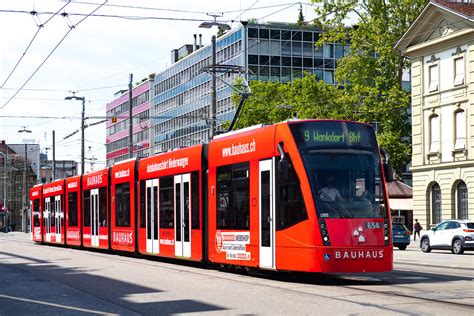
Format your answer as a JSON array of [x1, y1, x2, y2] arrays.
[[0, 294, 119, 315]]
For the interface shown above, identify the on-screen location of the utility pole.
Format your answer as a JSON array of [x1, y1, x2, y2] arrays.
[[52, 130, 56, 180], [1, 151, 7, 216], [81, 97, 85, 174], [210, 35, 217, 140], [23, 143, 27, 232], [128, 73, 134, 159]]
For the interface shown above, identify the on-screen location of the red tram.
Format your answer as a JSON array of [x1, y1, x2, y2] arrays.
[[32, 120, 394, 273]]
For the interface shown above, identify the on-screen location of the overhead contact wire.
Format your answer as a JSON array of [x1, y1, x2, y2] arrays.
[[0, 1, 108, 110], [0, 1, 72, 89]]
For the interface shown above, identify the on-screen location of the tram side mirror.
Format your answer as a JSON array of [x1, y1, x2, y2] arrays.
[[380, 147, 394, 183], [278, 158, 289, 182], [383, 161, 394, 183]]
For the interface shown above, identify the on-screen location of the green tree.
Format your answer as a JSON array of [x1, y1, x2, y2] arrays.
[[297, 4, 305, 28], [233, 75, 350, 128], [312, 0, 428, 173]]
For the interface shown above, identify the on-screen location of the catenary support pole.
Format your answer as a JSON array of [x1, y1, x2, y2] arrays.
[[81, 98, 85, 174], [52, 130, 56, 180], [129, 73, 133, 159], [210, 35, 216, 140]]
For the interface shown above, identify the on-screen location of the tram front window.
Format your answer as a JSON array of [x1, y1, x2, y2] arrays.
[[289, 121, 388, 219], [303, 151, 387, 218]]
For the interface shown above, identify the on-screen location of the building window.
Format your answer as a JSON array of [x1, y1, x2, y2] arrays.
[[431, 183, 442, 224], [428, 64, 438, 92], [454, 57, 464, 86], [454, 110, 466, 149], [429, 114, 440, 153], [456, 182, 468, 220]]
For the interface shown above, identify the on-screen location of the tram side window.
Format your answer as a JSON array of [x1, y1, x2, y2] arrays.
[[115, 183, 131, 227], [191, 171, 200, 229], [68, 192, 78, 227], [139, 181, 146, 228], [216, 162, 250, 230], [84, 190, 91, 226], [160, 177, 174, 228], [276, 159, 307, 230], [33, 199, 40, 227], [99, 187, 107, 227]]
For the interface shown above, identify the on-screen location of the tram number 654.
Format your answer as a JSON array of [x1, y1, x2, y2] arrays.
[[365, 222, 381, 229]]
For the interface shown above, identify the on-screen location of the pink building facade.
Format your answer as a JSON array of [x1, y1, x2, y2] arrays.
[[105, 79, 152, 166]]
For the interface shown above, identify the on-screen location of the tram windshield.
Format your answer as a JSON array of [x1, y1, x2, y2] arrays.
[[290, 121, 388, 219]]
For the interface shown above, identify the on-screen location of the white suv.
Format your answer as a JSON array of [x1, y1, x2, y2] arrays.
[[420, 220, 474, 254]]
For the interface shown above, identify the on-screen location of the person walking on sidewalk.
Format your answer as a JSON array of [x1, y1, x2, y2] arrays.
[[413, 219, 422, 241]]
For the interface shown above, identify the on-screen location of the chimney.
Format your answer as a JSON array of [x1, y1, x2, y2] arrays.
[[193, 34, 197, 52], [199, 34, 202, 48]]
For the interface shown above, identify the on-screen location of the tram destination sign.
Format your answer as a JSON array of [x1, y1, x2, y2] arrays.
[[290, 121, 376, 149]]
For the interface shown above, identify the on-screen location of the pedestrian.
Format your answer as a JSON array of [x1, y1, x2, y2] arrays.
[[413, 219, 422, 241]]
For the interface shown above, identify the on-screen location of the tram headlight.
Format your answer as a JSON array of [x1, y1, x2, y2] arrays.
[[384, 218, 390, 246], [319, 219, 331, 246]]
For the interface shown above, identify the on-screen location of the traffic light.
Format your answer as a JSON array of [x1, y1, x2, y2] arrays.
[[112, 116, 117, 123]]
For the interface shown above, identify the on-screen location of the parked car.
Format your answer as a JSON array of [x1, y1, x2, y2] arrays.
[[392, 223, 411, 250], [420, 220, 474, 254]]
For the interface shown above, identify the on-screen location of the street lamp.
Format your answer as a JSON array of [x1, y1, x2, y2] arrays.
[[65, 93, 85, 175], [199, 15, 231, 140], [18, 126, 32, 133]]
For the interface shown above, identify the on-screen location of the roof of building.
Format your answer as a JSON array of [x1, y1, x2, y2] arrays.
[[394, 0, 474, 52], [434, 0, 474, 18], [387, 180, 413, 198]]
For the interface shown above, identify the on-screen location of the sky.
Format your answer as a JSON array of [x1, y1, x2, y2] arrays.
[[0, 0, 321, 173]]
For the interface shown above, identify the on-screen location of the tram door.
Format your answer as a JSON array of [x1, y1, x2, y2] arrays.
[[146, 179, 159, 254], [174, 174, 191, 258], [54, 196, 62, 243], [44, 197, 51, 242], [259, 159, 276, 269], [90, 189, 100, 247]]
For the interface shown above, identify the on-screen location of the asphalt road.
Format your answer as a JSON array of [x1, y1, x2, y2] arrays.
[[0, 232, 472, 315]]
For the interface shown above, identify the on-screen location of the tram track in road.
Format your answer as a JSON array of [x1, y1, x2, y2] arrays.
[[3, 235, 472, 314]]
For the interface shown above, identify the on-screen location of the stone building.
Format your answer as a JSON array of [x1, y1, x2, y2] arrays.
[[395, 0, 473, 228]]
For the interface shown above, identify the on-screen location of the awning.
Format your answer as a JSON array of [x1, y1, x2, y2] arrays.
[[389, 198, 413, 211]]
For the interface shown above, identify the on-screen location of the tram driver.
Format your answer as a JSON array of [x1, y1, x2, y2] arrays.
[[319, 176, 343, 202]]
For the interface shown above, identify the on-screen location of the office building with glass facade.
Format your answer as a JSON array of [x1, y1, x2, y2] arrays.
[[105, 23, 348, 162]]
